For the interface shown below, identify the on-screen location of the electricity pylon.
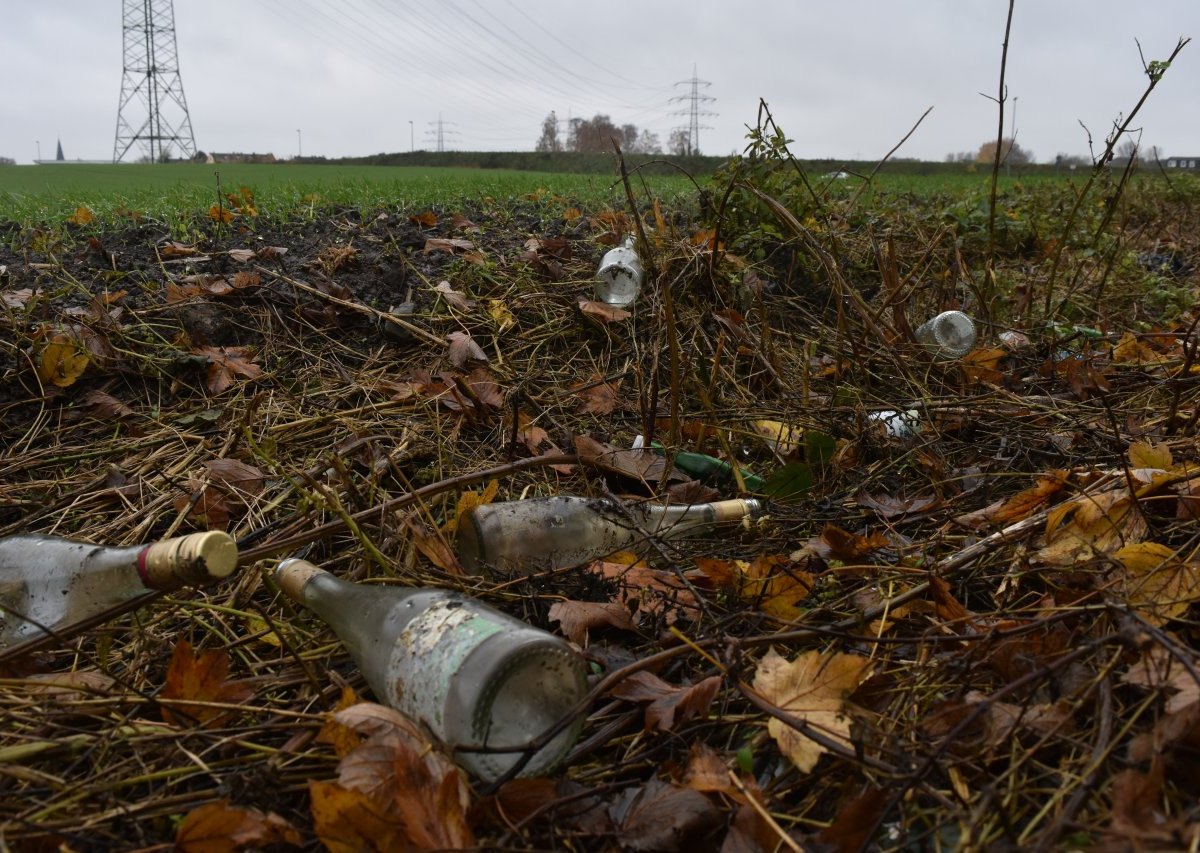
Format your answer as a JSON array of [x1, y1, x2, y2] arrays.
[[112, 0, 197, 163], [670, 65, 717, 155]]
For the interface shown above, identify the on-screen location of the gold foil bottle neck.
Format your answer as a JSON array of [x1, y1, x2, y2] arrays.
[[141, 531, 238, 589]]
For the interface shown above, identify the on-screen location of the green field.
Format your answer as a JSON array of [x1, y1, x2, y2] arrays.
[[0, 162, 697, 224], [0, 160, 1088, 226]]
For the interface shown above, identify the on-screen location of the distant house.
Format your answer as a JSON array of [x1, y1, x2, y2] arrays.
[[195, 151, 277, 164], [1165, 156, 1200, 169]]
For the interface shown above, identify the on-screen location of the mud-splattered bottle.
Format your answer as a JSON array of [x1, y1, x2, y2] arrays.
[[0, 531, 238, 651], [273, 558, 587, 782]]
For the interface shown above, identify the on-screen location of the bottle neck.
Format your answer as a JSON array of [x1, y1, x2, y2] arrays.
[[641, 498, 761, 535]]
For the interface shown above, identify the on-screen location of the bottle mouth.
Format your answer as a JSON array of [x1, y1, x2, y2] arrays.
[[457, 644, 586, 781]]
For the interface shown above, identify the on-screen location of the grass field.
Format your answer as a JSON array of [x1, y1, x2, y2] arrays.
[[0, 162, 701, 224], [0, 160, 1091, 226]]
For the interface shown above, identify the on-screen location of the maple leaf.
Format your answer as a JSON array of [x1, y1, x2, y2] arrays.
[[751, 648, 871, 772], [574, 435, 674, 486], [680, 743, 733, 794], [331, 702, 475, 850], [692, 555, 814, 620], [954, 471, 1068, 529], [195, 346, 263, 395], [175, 799, 300, 852], [548, 599, 638, 645], [309, 780, 409, 853], [160, 640, 254, 729], [1036, 489, 1147, 565], [1129, 440, 1173, 471], [409, 210, 438, 228], [608, 671, 722, 732], [37, 332, 89, 387]]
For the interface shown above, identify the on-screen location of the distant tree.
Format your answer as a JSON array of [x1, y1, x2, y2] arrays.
[[0, 156, 15, 166], [976, 137, 1033, 165], [536, 111, 562, 153], [620, 124, 638, 150], [631, 130, 662, 155], [1117, 139, 1139, 162], [945, 151, 975, 163], [570, 114, 624, 153], [668, 128, 690, 157]]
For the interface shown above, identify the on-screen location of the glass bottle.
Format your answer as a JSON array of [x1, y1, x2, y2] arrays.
[[457, 496, 764, 575], [594, 235, 644, 308], [914, 310, 977, 358], [274, 558, 587, 782], [0, 531, 238, 650]]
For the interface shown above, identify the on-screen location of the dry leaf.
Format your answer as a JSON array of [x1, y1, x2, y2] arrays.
[[409, 210, 438, 227], [575, 374, 621, 415], [578, 299, 631, 323], [488, 298, 516, 331], [435, 280, 476, 311], [752, 648, 872, 772], [1114, 541, 1200, 625], [446, 330, 488, 367], [317, 685, 363, 759], [67, 206, 94, 225], [608, 671, 721, 732], [548, 599, 638, 645], [175, 799, 300, 852], [611, 778, 722, 852], [1129, 440, 1173, 471], [680, 743, 734, 794], [160, 640, 254, 729], [954, 471, 1068, 529], [195, 346, 263, 395], [309, 780, 409, 853], [1122, 646, 1200, 713], [37, 333, 89, 387], [81, 390, 134, 419], [589, 559, 700, 625], [423, 237, 475, 254], [204, 458, 265, 497]]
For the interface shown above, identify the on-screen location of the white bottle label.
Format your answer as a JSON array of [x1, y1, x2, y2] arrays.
[[384, 600, 504, 736]]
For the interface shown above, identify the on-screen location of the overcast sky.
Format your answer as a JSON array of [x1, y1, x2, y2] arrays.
[[1, 1, 1196, 166]]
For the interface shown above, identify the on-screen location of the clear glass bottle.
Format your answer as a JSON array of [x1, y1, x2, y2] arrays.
[[0, 531, 238, 650], [457, 496, 764, 575], [274, 558, 587, 782], [594, 235, 644, 308], [914, 310, 977, 358]]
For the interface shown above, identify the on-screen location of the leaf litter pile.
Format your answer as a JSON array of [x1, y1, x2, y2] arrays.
[[2, 162, 1200, 851]]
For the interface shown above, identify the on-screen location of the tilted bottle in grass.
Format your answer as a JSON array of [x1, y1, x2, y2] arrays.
[[273, 558, 588, 782], [456, 495, 765, 575], [0, 531, 239, 651], [594, 235, 644, 308], [914, 310, 977, 359]]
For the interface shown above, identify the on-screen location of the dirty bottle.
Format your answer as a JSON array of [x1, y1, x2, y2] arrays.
[[273, 558, 588, 782], [914, 310, 977, 358], [595, 235, 644, 308], [0, 531, 238, 650], [457, 495, 764, 575]]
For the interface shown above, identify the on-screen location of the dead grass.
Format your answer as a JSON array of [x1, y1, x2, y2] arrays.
[[1, 172, 1200, 850]]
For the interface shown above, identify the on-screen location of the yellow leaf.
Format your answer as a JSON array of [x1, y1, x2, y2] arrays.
[[752, 419, 803, 454], [1129, 441, 1173, 471], [67, 206, 94, 225], [37, 333, 89, 387], [243, 614, 280, 647], [752, 649, 871, 773], [317, 687, 363, 759], [562, 206, 582, 221], [488, 298, 516, 332], [450, 480, 499, 534], [1114, 542, 1200, 626]]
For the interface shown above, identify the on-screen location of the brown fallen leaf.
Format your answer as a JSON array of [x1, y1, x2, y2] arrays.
[[80, 390, 135, 420], [607, 671, 722, 732], [575, 373, 622, 415], [954, 471, 1068, 529], [423, 237, 476, 254], [204, 458, 265, 498], [589, 558, 700, 626], [37, 332, 89, 387], [548, 599, 638, 645], [316, 685, 363, 759], [574, 435, 675, 486], [446, 330, 488, 367], [309, 780, 409, 853], [175, 799, 301, 852], [751, 648, 872, 773], [578, 299, 631, 323], [409, 210, 438, 228], [1112, 541, 1200, 626], [194, 346, 263, 395], [435, 280, 476, 312], [160, 640, 254, 729], [610, 777, 723, 852]]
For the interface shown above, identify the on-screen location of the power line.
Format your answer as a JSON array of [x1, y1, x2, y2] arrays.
[[112, 0, 197, 163], [669, 65, 717, 156]]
